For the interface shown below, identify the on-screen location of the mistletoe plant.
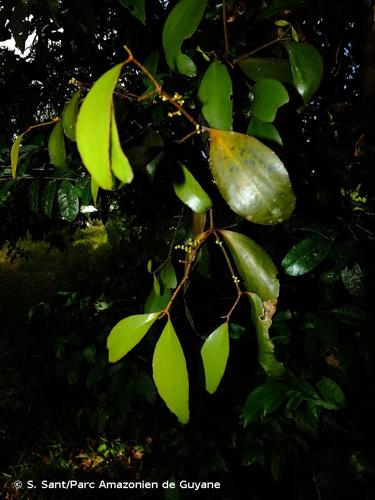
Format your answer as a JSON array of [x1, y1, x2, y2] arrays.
[[10, 0, 324, 423]]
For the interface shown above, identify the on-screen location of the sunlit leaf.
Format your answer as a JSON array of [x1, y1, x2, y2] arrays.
[[118, 0, 145, 24], [107, 312, 160, 363], [76, 63, 124, 189], [247, 117, 283, 146], [11, 133, 25, 179], [286, 41, 323, 104], [41, 180, 57, 217], [48, 121, 66, 169], [251, 78, 289, 123], [282, 234, 331, 276], [220, 230, 279, 304], [208, 129, 295, 224], [248, 292, 288, 377], [238, 57, 292, 83], [28, 179, 40, 213], [57, 180, 79, 222], [198, 60, 233, 130], [62, 90, 81, 142], [152, 320, 189, 424], [173, 163, 212, 213], [110, 109, 134, 184], [201, 323, 230, 394], [162, 0, 209, 77], [91, 177, 99, 206]]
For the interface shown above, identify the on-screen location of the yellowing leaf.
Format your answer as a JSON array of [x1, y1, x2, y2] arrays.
[[107, 312, 160, 363], [208, 129, 295, 224], [91, 177, 99, 206], [11, 133, 25, 179], [152, 319, 189, 423], [62, 89, 81, 142], [173, 163, 212, 213], [162, 0, 208, 77], [198, 60, 233, 130], [76, 63, 124, 190], [110, 110, 134, 184], [48, 121, 66, 169], [201, 323, 229, 394]]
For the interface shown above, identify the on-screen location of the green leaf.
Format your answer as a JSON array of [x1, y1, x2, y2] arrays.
[[153, 275, 161, 296], [57, 180, 79, 222], [160, 262, 177, 290], [48, 121, 66, 169], [256, 0, 305, 21], [76, 63, 124, 189], [91, 177, 99, 206], [282, 235, 331, 276], [242, 382, 288, 426], [0, 180, 13, 207], [110, 109, 134, 184], [220, 230, 279, 304], [238, 58, 293, 83], [332, 306, 371, 327], [28, 179, 40, 213], [11, 133, 25, 179], [41, 180, 57, 217], [144, 288, 172, 314], [251, 78, 289, 123], [152, 320, 189, 424], [201, 323, 230, 394], [248, 292, 288, 377], [316, 377, 346, 409], [208, 129, 295, 224], [162, 0, 209, 77], [118, 0, 145, 24], [173, 163, 212, 214], [62, 90, 81, 142], [247, 117, 283, 146], [286, 41, 323, 105], [107, 312, 160, 363], [198, 60, 233, 130]]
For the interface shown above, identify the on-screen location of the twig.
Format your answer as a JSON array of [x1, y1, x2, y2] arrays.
[[222, 0, 229, 55], [233, 37, 290, 64]]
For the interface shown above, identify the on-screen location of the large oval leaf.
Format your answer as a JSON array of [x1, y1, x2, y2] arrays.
[[286, 42, 323, 105], [208, 129, 295, 224], [152, 319, 189, 424], [198, 60, 233, 130], [162, 0, 208, 77], [76, 63, 124, 189], [107, 312, 160, 363], [201, 323, 230, 394], [173, 163, 212, 213], [282, 234, 331, 276], [62, 89, 81, 142], [48, 121, 66, 169], [251, 78, 289, 123], [238, 58, 292, 83], [247, 117, 283, 146], [220, 230, 279, 304], [110, 109, 134, 184], [57, 180, 79, 222]]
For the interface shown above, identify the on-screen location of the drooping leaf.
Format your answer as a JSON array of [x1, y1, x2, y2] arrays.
[[91, 177, 99, 206], [162, 0, 209, 77], [144, 288, 172, 314], [251, 78, 289, 123], [316, 377, 346, 409], [208, 129, 295, 224], [76, 63, 124, 189], [28, 179, 40, 213], [247, 117, 283, 146], [173, 163, 212, 213], [11, 133, 25, 179], [282, 234, 331, 276], [286, 41, 323, 104], [57, 180, 79, 222], [48, 121, 66, 169], [118, 0, 145, 24], [160, 262, 177, 290], [220, 230, 279, 304], [198, 60, 233, 130], [243, 382, 288, 426], [41, 180, 57, 217], [248, 292, 288, 377], [238, 58, 292, 83], [62, 90, 81, 142], [110, 109, 134, 184], [152, 320, 189, 424], [201, 323, 230, 394], [107, 312, 160, 363]]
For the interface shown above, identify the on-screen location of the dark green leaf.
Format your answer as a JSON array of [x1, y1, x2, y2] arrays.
[[48, 121, 66, 169], [256, 0, 305, 21], [173, 163, 212, 213], [41, 180, 57, 217], [28, 179, 40, 213], [282, 235, 331, 276], [243, 382, 288, 426], [198, 60, 233, 130], [209, 129, 295, 224], [162, 0, 209, 77], [201, 323, 230, 394], [118, 0, 145, 24], [286, 41, 323, 104], [0, 180, 13, 207], [57, 180, 79, 222], [332, 306, 371, 327], [62, 90, 81, 142], [153, 320, 189, 424], [238, 58, 292, 83], [251, 78, 289, 123], [160, 262, 177, 290], [144, 288, 172, 314], [316, 377, 346, 409], [247, 117, 283, 146]]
